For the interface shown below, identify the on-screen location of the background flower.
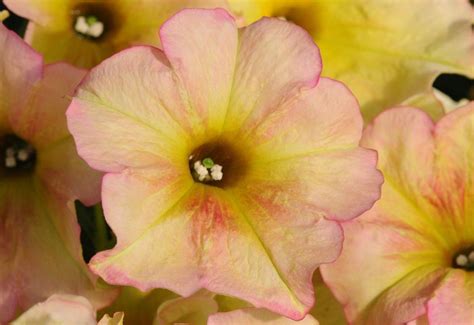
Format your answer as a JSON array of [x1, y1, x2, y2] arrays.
[[0, 22, 114, 322], [229, 0, 474, 121], [208, 307, 318, 325], [67, 8, 382, 320], [11, 295, 97, 325], [4, 0, 229, 68], [321, 103, 474, 324]]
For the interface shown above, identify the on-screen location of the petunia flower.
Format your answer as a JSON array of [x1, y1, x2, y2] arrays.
[[12, 294, 124, 325], [11, 294, 97, 325], [229, 0, 474, 121], [0, 22, 113, 322], [155, 290, 218, 324], [134, 288, 319, 325], [4, 0, 229, 68], [98, 286, 178, 324], [67, 8, 382, 319], [321, 102, 474, 324]]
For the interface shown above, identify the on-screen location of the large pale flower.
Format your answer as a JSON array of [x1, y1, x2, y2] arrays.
[[321, 103, 474, 324], [0, 22, 113, 322], [229, 0, 474, 120], [67, 8, 382, 319], [4, 0, 228, 68]]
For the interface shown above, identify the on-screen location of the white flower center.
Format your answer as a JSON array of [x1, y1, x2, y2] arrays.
[[192, 157, 223, 182], [74, 15, 104, 38], [454, 249, 474, 271], [3, 145, 34, 169]]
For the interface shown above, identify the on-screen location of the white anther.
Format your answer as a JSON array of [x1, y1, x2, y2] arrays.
[[74, 16, 104, 38], [194, 161, 209, 181], [5, 148, 14, 157], [468, 251, 474, 263], [456, 254, 468, 267], [211, 170, 223, 181], [88, 22, 104, 38], [17, 149, 29, 162], [75, 16, 89, 34], [210, 164, 223, 181], [5, 156, 16, 168]]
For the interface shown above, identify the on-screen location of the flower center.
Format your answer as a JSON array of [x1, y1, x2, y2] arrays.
[[0, 134, 36, 176], [188, 140, 246, 188], [275, 5, 318, 34], [191, 157, 223, 182], [452, 246, 474, 271], [71, 2, 119, 41], [74, 15, 104, 39]]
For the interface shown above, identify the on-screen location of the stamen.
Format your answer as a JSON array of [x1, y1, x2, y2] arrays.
[[469, 251, 474, 263], [456, 254, 468, 267], [1, 135, 36, 173], [453, 247, 474, 271], [191, 157, 224, 183], [74, 15, 104, 38], [211, 165, 223, 181]]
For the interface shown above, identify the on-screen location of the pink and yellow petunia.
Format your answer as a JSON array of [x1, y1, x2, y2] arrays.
[[67, 8, 382, 319], [229, 0, 474, 121], [12, 294, 124, 325], [11, 294, 98, 325], [4, 0, 229, 69], [321, 103, 474, 324], [0, 22, 113, 322]]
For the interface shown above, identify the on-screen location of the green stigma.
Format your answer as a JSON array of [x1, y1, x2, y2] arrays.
[[202, 158, 214, 169], [86, 15, 98, 26]]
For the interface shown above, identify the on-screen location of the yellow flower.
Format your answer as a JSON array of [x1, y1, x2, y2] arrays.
[[4, 0, 229, 68], [229, 0, 474, 120]]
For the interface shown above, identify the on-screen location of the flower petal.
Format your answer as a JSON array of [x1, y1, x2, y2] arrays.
[[316, 0, 474, 120], [322, 105, 474, 324], [243, 148, 382, 222], [3, 0, 69, 30], [100, 166, 193, 249], [245, 78, 362, 162], [160, 8, 238, 136], [433, 102, 474, 226], [11, 294, 96, 325], [37, 137, 102, 206], [67, 46, 190, 173], [0, 179, 115, 322], [0, 23, 42, 133], [91, 186, 340, 320], [231, 0, 473, 120], [9, 62, 86, 147], [98, 312, 125, 325], [7, 1, 231, 68], [208, 308, 319, 325], [223, 16, 321, 134], [155, 290, 218, 325], [5, 62, 102, 206], [320, 215, 447, 324], [426, 270, 474, 325], [98, 286, 178, 325], [25, 24, 117, 74]]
